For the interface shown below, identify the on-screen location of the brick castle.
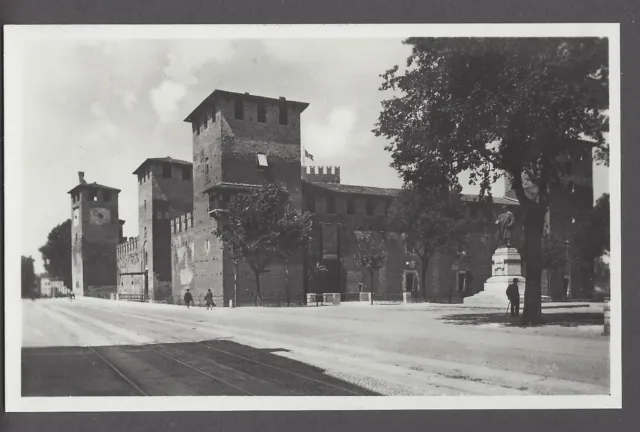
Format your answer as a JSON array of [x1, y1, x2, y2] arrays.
[[69, 89, 593, 304]]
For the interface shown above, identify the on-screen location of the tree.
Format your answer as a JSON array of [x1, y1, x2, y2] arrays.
[[22, 256, 37, 298], [571, 193, 610, 296], [355, 230, 387, 304], [39, 219, 72, 290], [388, 183, 469, 301], [374, 38, 608, 323], [214, 183, 312, 306], [540, 232, 567, 299]]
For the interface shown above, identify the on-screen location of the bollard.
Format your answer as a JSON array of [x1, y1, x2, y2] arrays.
[[603, 299, 610, 336], [229, 299, 234, 308]]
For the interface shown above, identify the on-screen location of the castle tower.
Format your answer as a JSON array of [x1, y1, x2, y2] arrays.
[[182, 90, 309, 304], [68, 172, 121, 297], [132, 157, 193, 300]]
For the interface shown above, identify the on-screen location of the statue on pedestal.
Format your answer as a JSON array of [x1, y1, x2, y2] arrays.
[[495, 206, 516, 248]]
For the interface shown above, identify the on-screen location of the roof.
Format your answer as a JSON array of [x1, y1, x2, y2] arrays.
[[303, 181, 519, 205], [184, 89, 310, 122], [67, 182, 121, 194], [132, 157, 192, 175]]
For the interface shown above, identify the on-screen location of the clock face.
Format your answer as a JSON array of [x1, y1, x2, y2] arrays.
[[73, 209, 80, 226], [90, 207, 111, 225]]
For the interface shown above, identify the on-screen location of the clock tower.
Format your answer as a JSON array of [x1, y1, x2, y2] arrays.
[[68, 172, 121, 297]]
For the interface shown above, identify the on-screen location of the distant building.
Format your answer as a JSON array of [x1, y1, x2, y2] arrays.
[[39, 274, 67, 297]]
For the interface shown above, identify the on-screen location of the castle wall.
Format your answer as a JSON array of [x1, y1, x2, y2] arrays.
[[116, 237, 145, 296], [171, 214, 196, 299]]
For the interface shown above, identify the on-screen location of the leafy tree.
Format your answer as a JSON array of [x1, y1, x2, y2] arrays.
[[541, 232, 568, 298], [214, 183, 312, 306], [355, 230, 387, 304], [22, 256, 37, 298], [39, 219, 72, 289], [388, 183, 469, 301], [374, 38, 608, 323]]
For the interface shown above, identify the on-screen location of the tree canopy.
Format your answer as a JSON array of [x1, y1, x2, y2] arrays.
[[39, 219, 72, 289], [388, 183, 469, 299], [375, 38, 609, 322], [214, 183, 312, 303]]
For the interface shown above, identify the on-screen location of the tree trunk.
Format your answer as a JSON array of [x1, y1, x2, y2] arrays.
[[233, 260, 239, 308], [420, 259, 429, 302], [370, 269, 375, 305], [285, 258, 290, 306], [254, 269, 262, 306], [521, 205, 546, 324]]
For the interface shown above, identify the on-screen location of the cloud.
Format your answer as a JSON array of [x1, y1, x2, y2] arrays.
[[150, 80, 189, 123], [302, 107, 358, 160]]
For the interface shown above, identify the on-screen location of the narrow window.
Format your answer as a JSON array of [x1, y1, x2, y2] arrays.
[[257, 153, 268, 168], [144, 200, 147, 211], [327, 195, 336, 214], [235, 97, 244, 120], [144, 227, 147, 238], [205, 157, 209, 174], [307, 196, 316, 212], [162, 163, 171, 179], [366, 198, 375, 216], [257, 102, 266, 123], [347, 198, 355, 215], [182, 166, 191, 181], [279, 103, 288, 125]]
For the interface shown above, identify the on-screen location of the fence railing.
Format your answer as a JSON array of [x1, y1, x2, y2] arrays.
[[371, 292, 405, 304], [341, 293, 362, 302], [119, 293, 148, 302], [151, 293, 306, 308]]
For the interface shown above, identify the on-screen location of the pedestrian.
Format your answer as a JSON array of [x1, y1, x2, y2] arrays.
[[184, 289, 193, 308], [205, 289, 215, 310], [505, 278, 520, 317]]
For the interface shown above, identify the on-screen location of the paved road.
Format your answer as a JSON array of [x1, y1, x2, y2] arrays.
[[22, 298, 609, 396]]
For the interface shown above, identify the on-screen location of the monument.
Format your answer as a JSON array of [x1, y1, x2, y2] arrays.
[[464, 206, 525, 308]]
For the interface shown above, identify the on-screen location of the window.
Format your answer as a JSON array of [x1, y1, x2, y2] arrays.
[[257, 153, 268, 168], [235, 98, 244, 120], [144, 227, 147, 238], [144, 200, 147, 211], [279, 103, 288, 125], [205, 239, 210, 253], [89, 190, 97, 201], [306, 196, 316, 212], [365, 198, 375, 216], [205, 157, 209, 174], [326, 195, 336, 214], [257, 102, 266, 123], [163, 163, 171, 179], [347, 198, 355, 215], [182, 166, 191, 181]]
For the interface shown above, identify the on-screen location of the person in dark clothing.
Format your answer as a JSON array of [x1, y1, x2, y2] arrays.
[[506, 278, 520, 317], [205, 289, 215, 310], [184, 289, 194, 308]]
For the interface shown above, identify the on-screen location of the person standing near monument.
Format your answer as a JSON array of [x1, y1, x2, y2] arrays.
[[506, 278, 520, 317], [184, 289, 194, 308]]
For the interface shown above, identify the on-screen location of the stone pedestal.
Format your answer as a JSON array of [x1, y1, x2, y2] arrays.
[[464, 247, 526, 308]]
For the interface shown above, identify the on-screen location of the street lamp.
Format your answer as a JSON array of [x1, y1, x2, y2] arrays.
[[564, 239, 571, 300]]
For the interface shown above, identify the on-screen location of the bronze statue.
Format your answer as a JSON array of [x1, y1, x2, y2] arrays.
[[495, 206, 516, 248]]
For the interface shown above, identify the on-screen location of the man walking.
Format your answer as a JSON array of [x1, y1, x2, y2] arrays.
[[205, 289, 215, 310], [506, 278, 520, 317], [184, 289, 194, 308]]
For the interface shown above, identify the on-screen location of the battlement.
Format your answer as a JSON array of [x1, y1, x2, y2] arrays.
[[171, 212, 194, 234], [117, 236, 139, 256], [301, 165, 341, 184]]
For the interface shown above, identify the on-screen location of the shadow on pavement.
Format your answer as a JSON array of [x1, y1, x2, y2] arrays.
[[22, 338, 379, 397], [438, 312, 604, 328]]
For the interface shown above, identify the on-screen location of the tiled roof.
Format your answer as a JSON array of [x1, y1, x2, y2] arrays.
[[304, 181, 519, 205], [132, 157, 192, 175], [67, 182, 121, 194]]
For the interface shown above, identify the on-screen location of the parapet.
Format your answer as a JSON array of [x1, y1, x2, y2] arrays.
[[301, 165, 341, 184], [117, 236, 139, 257], [171, 212, 194, 234]]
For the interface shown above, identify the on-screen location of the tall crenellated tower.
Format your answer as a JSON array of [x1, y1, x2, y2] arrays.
[[68, 172, 121, 297], [182, 90, 309, 304], [132, 157, 193, 300]]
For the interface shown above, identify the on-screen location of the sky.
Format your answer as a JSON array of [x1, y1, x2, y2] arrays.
[[18, 37, 610, 273]]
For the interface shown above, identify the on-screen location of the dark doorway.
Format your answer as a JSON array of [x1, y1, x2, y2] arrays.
[[405, 272, 415, 292], [321, 259, 342, 294]]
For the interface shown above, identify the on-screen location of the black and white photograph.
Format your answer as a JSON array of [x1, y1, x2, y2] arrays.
[[4, 24, 620, 411]]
